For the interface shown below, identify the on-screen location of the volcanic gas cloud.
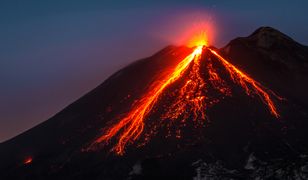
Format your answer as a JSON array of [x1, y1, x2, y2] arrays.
[[90, 31, 283, 155]]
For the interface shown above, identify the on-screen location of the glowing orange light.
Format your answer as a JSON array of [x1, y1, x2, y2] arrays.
[[208, 48, 281, 118], [155, 12, 216, 48], [24, 157, 32, 165], [91, 46, 203, 155], [187, 31, 209, 47], [90, 33, 282, 155]]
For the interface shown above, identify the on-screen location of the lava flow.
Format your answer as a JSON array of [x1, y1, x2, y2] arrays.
[[92, 46, 204, 155], [90, 37, 282, 155], [208, 48, 282, 117]]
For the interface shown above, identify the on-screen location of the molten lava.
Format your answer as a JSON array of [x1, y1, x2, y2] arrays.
[[93, 46, 204, 155], [208, 48, 281, 117], [23, 157, 32, 165], [90, 37, 282, 155]]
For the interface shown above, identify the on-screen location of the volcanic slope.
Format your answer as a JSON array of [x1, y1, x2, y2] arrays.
[[1, 27, 308, 180]]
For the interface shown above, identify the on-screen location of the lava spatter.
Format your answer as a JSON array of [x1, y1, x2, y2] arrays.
[[90, 44, 282, 155]]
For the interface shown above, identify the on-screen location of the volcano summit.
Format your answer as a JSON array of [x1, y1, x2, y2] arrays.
[[1, 27, 308, 179]]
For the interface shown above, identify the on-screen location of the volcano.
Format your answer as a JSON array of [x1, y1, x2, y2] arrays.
[[1, 27, 308, 179]]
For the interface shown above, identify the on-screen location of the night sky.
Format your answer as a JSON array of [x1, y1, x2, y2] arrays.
[[1, 0, 307, 142]]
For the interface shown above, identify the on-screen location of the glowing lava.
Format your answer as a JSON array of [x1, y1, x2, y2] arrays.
[[23, 157, 32, 165], [92, 46, 204, 155], [208, 48, 282, 118], [90, 36, 282, 155]]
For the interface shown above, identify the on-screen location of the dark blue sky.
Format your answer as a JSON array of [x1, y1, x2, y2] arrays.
[[1, 0, 307, 142]]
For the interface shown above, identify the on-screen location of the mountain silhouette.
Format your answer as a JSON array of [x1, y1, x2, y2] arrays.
[[1, 27, 308, 180]]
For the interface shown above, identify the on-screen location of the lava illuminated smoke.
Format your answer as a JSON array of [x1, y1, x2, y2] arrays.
[[90, 32, 282, 155]]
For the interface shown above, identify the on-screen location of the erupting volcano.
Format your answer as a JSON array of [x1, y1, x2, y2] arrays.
[[91, 33, 283, 155], [2, 27, 308, 180]]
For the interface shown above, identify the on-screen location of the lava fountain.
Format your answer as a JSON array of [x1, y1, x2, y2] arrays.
[[90, 32, 283, 155]]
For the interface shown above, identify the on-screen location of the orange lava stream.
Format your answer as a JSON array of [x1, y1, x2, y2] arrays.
[[162, 48, 206, 122], [94, 46, 203, 155], [208, 48, 280, 117], [91, 45, 282, 155]]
